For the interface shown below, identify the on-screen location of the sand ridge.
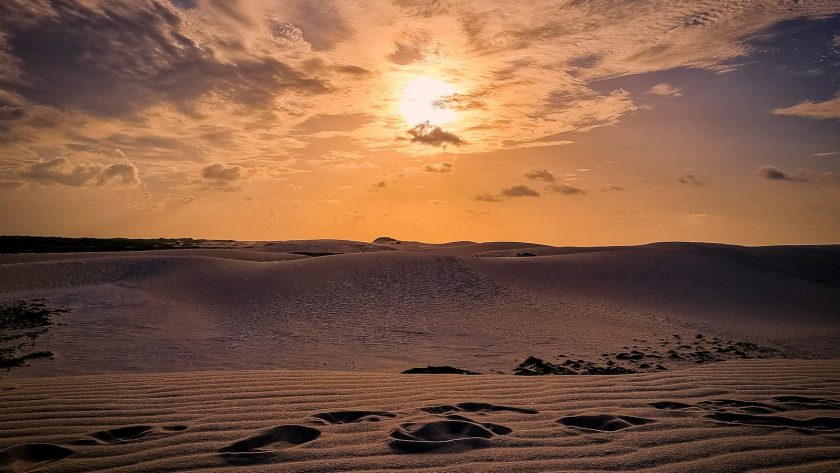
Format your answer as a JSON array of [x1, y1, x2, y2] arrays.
[[1, 360, 840, 472]]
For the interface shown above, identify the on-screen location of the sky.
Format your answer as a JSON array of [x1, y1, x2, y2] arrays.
[[1, 0, 839, 246]]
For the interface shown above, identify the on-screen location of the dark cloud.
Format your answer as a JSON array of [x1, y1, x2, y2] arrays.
[[19, 157, 139, 187], [0, 0, 327, 118], [202, 163, 242, 181], [424, 162, 453, 173], [473, 193, 502, 202], [545, 183, 586, 195], [169, 0, 197, 9], [677, 174, 709, 185], [524, 168, 555, 182], [567, 53, 602, 69], [406, 122, 463, 147], [501, 185, 540, 197], [757, 165, 787, 180], [756, 165, 806, 182], [371, 180, 387, 190]]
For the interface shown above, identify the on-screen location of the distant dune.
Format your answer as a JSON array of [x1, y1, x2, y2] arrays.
[[1, 238, 838, 376], [1, 238, 840, 472]]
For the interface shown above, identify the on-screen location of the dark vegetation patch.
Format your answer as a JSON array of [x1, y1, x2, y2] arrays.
[[514, 356, 637, 375], [1, 300, 68, 370], [402, 365, 479, 375], [514, 334, 791, 375], [0, 235, 213, 253]]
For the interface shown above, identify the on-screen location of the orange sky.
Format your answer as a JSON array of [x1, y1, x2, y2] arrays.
[[1, 0, 839, 245]]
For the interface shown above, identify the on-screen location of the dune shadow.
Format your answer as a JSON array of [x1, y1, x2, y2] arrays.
[[311, 410, 396, 424], [389, 419, 511, 453], [0, 443, 74, 471], [558, 414, 655, 432], [421, 402, 538, 415], [218, 425, 320, 465], [706, 412, 840, 431]]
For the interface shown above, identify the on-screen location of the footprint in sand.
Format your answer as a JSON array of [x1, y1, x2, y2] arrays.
[[695, 399, 781, 414], [389, 418, 512, 453], [0, 443, 74, 472], [706, 412, 840, 431], [649, 401, 695, 410], [70, 424, 189, 445], [421, 402, 538, 415], [218, 425, 320, 464], [558, 414, 655, 432], [773, 395, 840, 410], [311, 410, 396, 424], [650, 396, 840, 432]]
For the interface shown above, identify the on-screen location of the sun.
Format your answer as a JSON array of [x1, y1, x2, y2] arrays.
[[399, 77, 457, 127]]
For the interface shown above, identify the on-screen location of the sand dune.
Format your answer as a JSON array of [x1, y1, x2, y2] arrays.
[[2, 239, 839, 471], [1, 360, 840, 472], [1, 240, 839, 377]]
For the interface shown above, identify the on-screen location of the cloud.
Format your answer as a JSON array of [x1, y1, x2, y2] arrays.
[[524, 168, 556, 182], [197, 163, 244, 191], [757, 165, 790, 180], [371, 180, 388, 191], [0, 0, 327, 117], [812, 151, 839, 157], [501, 185, 540, 197], [756, 166, 839, 183], [202, 163, 242, 181], [0, 179, 26, 189], [756, 165, 807, 182], [473, 193, 502, 202], [98, 163, 139, 185], [293, 113, 374, 134], [406, 122, 463, 147], [772, 94, 840, 120], [545, 183, 586, 195], [19, 157, 138, 187], [600, 186, 627, 192], [424, 162, 453, 173], [677, 174, 709, 185], [647, 83, 684, 97], [389, 42, 424, 65]]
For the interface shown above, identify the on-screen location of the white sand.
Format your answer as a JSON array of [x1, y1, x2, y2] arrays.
[[1, 239, 839, 471]]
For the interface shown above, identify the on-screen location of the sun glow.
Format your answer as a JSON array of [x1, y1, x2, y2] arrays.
[[398, 77, 457, 127]]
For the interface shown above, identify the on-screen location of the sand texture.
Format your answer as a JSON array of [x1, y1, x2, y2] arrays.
[[2, 360, 840, 472], [1, 239, 839, 471]]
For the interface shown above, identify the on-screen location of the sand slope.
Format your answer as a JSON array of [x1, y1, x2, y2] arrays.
[[1, 241, 839, 377], [1, 360, 840, 472]]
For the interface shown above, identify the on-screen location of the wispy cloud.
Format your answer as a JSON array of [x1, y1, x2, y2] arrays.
[[772, 94, 840, 120]]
